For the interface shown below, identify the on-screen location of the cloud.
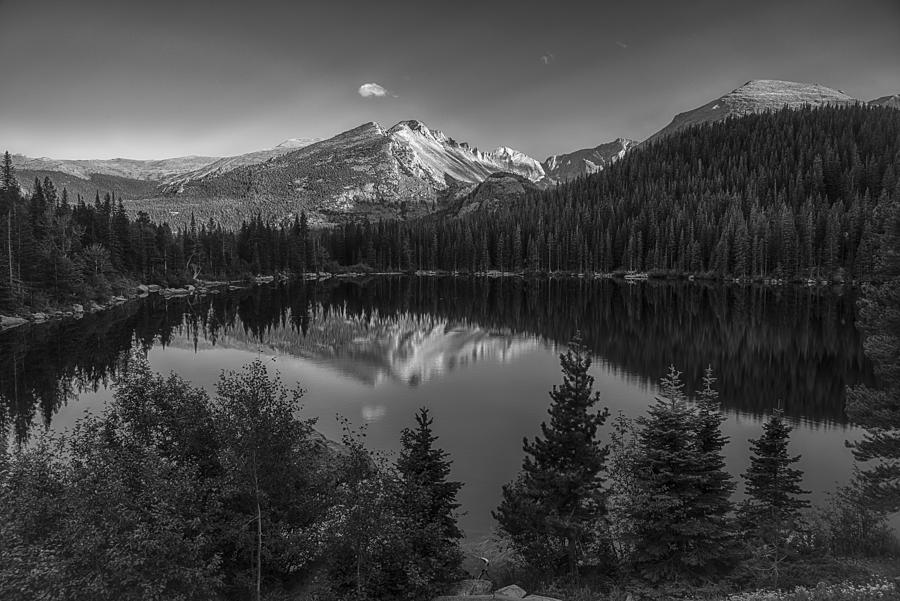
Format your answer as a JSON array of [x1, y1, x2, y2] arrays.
[[358, 82, 389, 98], [540, 53, 555, 65], [615, 41, 629, 49]]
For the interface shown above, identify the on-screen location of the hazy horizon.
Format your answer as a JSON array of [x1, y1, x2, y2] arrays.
[[2, 0, 899, 161]]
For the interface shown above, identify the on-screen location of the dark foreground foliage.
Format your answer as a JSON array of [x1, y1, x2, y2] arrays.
[[0, 357, 463, 601]]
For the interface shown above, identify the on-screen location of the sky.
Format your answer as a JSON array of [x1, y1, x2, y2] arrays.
[[1, 0, 899, 161]]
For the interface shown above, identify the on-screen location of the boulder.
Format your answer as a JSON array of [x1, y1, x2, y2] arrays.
[[448, 579, 493, 596], [495, 585, 527, 599], [72, 304, 84, 313], [146, 284, 161, 293], [88, 301, 103, 312], [186, 284, 196, 292], [523, 596, 562, 601], [137, 284, 150, 294], [32, 312, 48, 321], [0, 315, 28, 329]]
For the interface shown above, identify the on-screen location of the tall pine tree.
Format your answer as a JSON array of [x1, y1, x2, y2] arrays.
[[395, 408, 464, 596], [628, 367, 704, 583], [846, 198, 900, 512], [494, 334, 611, 579]]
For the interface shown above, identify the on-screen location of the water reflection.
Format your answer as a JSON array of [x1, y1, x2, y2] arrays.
[[0, 276, 874, 443]]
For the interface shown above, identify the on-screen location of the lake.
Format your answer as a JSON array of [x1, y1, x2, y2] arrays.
[[0, 276, 880, 538]]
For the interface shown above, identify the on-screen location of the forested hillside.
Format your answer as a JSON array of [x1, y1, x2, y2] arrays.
[[321, 105, 900, 280], [0, 154, 321, 313]]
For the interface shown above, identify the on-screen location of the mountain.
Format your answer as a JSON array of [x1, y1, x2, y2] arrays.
[[383, 120, 543, 186], [165, 137, 321, 188], [11, 154, 219, 181], [871, 94, 900, 109], [142, 120, 546, 226], [542, 138, 637, 183], [447, 172, 543, 218], [648, 79, 860, 142]]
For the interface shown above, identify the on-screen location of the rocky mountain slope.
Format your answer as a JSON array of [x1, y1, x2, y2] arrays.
[[166, 138, 321, 187], [647, 79, 861, 142], [541, 138, 637, 183], [871, 94, 900, 109], [446, 172, 543, 218]]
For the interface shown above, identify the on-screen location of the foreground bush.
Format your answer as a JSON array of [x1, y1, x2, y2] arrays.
[[711, 579, 900, 601]]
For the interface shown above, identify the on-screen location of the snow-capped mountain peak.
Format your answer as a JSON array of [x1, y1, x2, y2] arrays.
[[385, 119, 544, 186]]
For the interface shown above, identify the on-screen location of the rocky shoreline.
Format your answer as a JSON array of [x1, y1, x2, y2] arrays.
[[0, 274, 298, 333]]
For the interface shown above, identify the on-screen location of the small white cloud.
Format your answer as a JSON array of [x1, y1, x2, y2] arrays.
[[358, 82, 389, 98], [540, 53, 555, 65], [615, 41, 629, 49]]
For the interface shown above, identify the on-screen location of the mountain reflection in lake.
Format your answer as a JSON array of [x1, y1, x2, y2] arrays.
[[0, 277, 876, 537]]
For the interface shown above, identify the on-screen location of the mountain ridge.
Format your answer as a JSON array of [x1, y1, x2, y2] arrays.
[[647, 79, 863, 142], [541, 138, 637, 183]]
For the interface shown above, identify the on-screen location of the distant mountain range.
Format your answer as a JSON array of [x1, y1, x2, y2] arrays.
[[9, 79, 898, 227]]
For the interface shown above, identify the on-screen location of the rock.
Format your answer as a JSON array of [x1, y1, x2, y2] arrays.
[[448, 579, 493, 596], [32, 312, 48, 321], [495, 585, 527, 599], [72, 304, 84, 313], [137, 284, 149, 294], [112, 296, 127, 303], [146, 284, 161, 293], [88, 301, 103, 312], [186, 284, 196, 292], [523, 596, 562, 601], [163, 288, 189, 297], [0, 315, 28, 329]]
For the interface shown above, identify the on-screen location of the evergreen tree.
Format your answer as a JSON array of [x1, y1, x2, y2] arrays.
[[395, 408, 464, 597], [845, 199, 900, 512], [691, 367, 740, 576], [739, 409, 810, 586], [494, 334, 611, 579], [741, 410, 810, 534], [628, 366, 710, 583]]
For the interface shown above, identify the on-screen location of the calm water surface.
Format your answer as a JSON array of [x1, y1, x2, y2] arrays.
[[0, 277, 881, 537]]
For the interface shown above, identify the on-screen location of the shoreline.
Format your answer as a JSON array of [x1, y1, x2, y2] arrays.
[[0, 269, 861, 333]]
